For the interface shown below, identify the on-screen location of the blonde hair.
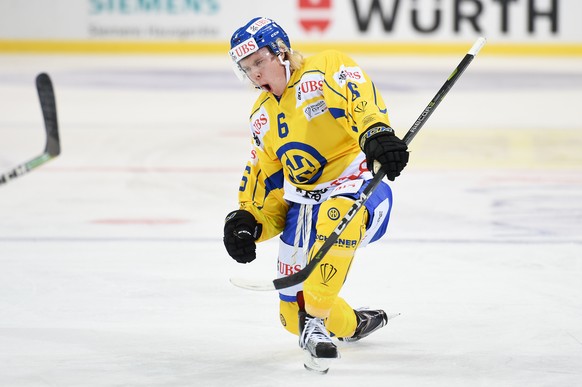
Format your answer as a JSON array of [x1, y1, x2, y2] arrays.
[[286, 50, 305, 72], [276, 38, 304, 71]]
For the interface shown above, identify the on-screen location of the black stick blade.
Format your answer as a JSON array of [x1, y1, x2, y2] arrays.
[[36, 73, 60, 157]]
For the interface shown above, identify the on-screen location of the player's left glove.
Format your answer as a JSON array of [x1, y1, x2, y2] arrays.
[[223, 210, 262, 264], [360, 125, 409, 181]]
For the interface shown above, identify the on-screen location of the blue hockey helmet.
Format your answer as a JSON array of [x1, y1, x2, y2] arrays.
[[229, 17, 291, 65]]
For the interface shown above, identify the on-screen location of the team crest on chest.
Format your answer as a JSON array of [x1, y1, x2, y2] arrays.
[[276, 142, 327, 185]]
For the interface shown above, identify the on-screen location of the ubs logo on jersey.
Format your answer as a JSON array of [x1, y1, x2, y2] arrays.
[[296, 73, 325, 107], [252, 113, 268, 134], [276, 142, 327, 185], [333, 65, 365, 87], [250, 108, 270, 149], [278, 261, 302, 276]]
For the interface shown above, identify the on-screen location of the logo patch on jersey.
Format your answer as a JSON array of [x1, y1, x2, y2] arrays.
[[296, 73, 324, 107], [327, 207, 340, 220], [355, 101, 367, 113], [249, 149, 258, 166], [333, 65, 365, 88], [320, 262, 337, 286], [276, 142, 327, 185], [250, 107, 270, 149], [304, 100, 328, 121]]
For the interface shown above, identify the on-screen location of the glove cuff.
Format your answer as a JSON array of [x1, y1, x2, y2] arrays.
[[224, 210, 262, 240], [359, 124, 395, 150]]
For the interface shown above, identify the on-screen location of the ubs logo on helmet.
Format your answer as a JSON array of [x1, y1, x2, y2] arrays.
[[229, 37, 258, 62], [247, 18, 271, 34]]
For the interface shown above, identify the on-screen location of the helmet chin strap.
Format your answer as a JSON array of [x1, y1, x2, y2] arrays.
[[278, 54, 292, 84]]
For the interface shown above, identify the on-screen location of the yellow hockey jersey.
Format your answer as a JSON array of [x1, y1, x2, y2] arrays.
[[238, 50, 391, 242]]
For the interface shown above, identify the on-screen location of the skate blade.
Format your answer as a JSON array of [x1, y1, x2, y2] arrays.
[[303, 351, 338, 374]]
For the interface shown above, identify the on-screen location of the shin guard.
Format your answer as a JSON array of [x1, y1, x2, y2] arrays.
[[303, 196, 367, 318]]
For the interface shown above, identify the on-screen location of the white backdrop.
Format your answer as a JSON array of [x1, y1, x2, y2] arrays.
[[0, 0, 579, 44]]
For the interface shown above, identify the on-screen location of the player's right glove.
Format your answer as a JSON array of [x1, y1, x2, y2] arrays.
[[360, 125, 409, 181], [223, 209, 262, 264]]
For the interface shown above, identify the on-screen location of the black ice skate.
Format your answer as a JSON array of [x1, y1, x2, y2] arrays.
[[298, 311, 339, 374], [339, 309, 400, 342]]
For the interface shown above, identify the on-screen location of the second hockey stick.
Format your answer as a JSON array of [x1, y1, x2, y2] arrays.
[[231, 37, 487, 291], [0, 73, 60, 186]]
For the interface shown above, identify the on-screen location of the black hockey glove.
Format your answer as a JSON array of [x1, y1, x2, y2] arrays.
[[360, 125, 409, 181], [223, 210, 262, 264]]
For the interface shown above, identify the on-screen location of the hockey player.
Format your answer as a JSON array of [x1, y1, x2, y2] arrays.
[[223, 17, 408, 373]]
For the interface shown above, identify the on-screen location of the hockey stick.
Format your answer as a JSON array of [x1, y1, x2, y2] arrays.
[[230, 37, 487, 291], [0, 73, 60, 186]]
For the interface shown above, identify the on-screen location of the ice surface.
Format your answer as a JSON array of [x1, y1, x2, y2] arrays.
[[1, 53, 581, 387]]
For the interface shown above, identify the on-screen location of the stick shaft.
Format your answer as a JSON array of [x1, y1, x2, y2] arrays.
[[272, 37, 486, 290], [403, 37, 486, 145]]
